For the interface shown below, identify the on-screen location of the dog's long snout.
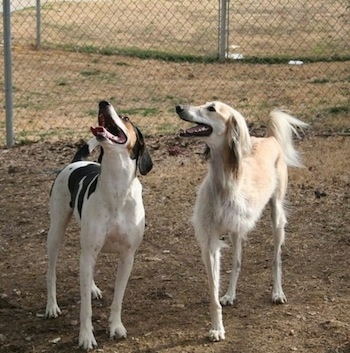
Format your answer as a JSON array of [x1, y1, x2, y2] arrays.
[[176, 105, 185, 114]]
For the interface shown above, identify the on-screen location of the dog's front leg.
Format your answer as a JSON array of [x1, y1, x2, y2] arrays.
[[79, 249, 99, 350], [201, 243, 225, 342], [220, 232, 243, 306], [109, 248, 136, 340]]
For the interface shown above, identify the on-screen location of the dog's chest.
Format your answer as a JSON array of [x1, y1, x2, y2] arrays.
[[215, 194, 255, 231], [102, 223, 129, 253], [99, 209, 143, 253], [101, 193, 145, 249], [196, 182, 263, 234]]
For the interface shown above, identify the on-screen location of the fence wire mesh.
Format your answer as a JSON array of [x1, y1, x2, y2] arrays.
[[1, 0, 349, 144]]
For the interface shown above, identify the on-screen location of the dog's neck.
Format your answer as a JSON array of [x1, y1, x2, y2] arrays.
[[98, 149, 137, 200], [207, 142, 242, 194]]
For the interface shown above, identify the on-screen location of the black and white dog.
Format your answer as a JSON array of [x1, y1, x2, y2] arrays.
[[45, 101, 153, 349]]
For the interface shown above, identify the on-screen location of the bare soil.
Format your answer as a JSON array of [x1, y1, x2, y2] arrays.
[[0, 130, 349, 353]]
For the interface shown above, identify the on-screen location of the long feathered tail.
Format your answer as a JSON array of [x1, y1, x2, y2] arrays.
[[267, 110, 309, 168]]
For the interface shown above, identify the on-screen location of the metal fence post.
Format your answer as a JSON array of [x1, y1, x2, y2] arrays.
[[3, 0, 14, 148], [218, 0, 229, 61], [36, 0, 41, 49]]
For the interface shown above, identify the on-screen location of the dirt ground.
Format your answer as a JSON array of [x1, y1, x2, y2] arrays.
[[0, 127, 349, 352]]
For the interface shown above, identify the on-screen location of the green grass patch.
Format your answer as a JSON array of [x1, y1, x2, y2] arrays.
[[86, 109, 97, 117], [235, 55, 350, 65], [324, 105, 350, 116], [48, 43, 350, 64], [120, 107, 160, 117], [51, 44, 218, 63], [80, 69, 101, 77], [310, 78, 330, 84], [15, 127, 87, 144], [41, 3, 55, 11], [156, 123, 178, 135], [115, 61, 130, 67]]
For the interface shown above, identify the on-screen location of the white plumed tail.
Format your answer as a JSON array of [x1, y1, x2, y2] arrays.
[[267, 110, 308, 168]]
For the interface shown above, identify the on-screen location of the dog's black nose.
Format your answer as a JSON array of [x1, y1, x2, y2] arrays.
[[176, 105, 184, 114], [99, 101, 111, 109]]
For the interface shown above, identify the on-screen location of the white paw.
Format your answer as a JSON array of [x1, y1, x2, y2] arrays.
[[220, 294, 236, 306], [272, 291, 287, 304], [91, 284, 102, 300], [208, 328, 225, 342], [45, 303, 61, 318], [79, 329, 97, 350], [110, 321, 127, 340]]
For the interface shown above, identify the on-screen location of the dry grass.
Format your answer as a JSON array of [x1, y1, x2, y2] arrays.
[[2, 49, 349, 143], [0, 0, 349, 144], [10, 0, 350, 57]]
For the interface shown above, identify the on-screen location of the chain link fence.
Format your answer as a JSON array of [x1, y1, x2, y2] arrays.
[[1, 0, 349, 145]]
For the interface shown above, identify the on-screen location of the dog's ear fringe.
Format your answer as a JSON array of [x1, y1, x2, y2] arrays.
[[229, 111, 252, 158], [203, 144, 210, 160], [226, 110, 252, 177]]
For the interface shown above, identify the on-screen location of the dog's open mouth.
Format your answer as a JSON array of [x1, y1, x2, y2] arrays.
[[90, 112, 127, 144], [179, 124, 212, 137]]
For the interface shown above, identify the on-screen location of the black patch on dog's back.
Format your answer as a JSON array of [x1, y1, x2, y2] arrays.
[[68, 164, 100, 218]]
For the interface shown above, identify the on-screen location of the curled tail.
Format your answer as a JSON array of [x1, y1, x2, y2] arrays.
[[267, 110, 308, 168], [72, 137, 103, 163]]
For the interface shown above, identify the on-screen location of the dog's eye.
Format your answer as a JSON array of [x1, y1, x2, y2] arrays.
[[207, 106, 216, 112], [122, 116, 130, 122]]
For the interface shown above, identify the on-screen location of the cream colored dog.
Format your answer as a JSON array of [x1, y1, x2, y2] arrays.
[[176, 101, 307, 342]]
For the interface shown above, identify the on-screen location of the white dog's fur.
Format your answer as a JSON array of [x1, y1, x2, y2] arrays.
[[45, 101, 152, 349], [176, 101, 308, 342]]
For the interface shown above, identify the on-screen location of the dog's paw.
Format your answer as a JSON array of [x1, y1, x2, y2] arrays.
[[272, 291, 287, 304], [220, 294, 236, 306], [45, 304, 61, 318], [208, 328, 225, 342], [79, 330, 97, 350], [110, 322, 127, 340], [91, 283, 102, 300]]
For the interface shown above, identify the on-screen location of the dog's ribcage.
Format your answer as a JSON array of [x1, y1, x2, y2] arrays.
[[194, 174, 274, 237], [68, 162, 100, 219], [51, 159, 144, 254]]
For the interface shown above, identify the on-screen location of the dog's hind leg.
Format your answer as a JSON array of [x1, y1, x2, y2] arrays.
[[91, 279, 102, 299], [201, 238, 225, 342], [46, 203, 72, 318], [79, 244, 102, 350], [109, 248, 137, 340], [220, 232, 243, 306], [270, 198, 287, 304]]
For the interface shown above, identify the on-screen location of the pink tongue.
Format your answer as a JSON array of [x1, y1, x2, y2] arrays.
[[90, 125, 126, 144], [91, 126, 106, 136]]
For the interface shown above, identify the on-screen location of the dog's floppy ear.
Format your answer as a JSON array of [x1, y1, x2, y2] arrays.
[[226, 110, 252, 175], [226, 118, 242, 167], [132, 126, 153, 175], [203, 144, 211, 160]]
